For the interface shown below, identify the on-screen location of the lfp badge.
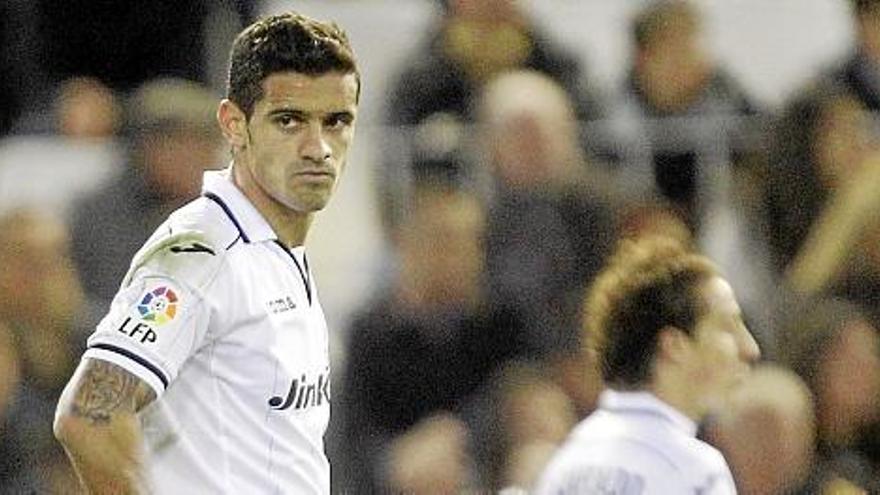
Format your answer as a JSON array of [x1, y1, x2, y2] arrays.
[[138, 286, 178, 325]]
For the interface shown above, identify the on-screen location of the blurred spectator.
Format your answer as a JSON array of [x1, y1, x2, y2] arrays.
[[705, 364, 816, 495], [0, 77, 122, 217], [777, 296, 880, 493], [467, 360, 578, 492], [768, 80, 880, 327], [386, 412, 472, 495], [12, 75, 123, 138], [55, 76, 122, 140], [336, 183, 525, 493], [0, 209, 86, 493], [387, 0, 602, 131], [610, 0, 760, 230], [477, 70, 616, 358], [69, 78, 222, 307], [380, 0, 604, 226], [766, 81, 879, 273], [785, 154, 880, 317]]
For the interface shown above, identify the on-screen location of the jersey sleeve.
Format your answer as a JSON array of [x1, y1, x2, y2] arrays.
[[82, 228, 223, 398], [83, 273, 210, 398]]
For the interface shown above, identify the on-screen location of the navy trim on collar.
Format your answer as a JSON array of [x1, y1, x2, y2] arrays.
[[272, 240, 313, 306], [203, 192, 251, 244]]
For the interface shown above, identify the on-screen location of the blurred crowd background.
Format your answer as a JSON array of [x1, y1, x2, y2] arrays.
[[1, 0, 880, 493]]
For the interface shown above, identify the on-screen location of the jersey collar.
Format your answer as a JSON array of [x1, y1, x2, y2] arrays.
[[598, 389, 698, 437], [202, 167, 277, 243]]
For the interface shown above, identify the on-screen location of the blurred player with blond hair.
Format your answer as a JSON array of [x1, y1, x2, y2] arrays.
[[535, 237, 760, 494]]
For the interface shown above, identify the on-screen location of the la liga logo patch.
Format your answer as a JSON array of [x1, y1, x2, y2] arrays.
[[138, 286, 178, 325]]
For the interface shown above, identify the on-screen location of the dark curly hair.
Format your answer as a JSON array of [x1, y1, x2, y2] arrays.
[[226, 12, 360, 119]]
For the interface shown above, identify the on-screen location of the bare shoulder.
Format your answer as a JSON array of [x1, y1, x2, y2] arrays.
[[61, 358, 157, 425]]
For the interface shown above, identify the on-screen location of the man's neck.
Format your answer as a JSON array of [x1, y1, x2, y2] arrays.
[[258, 196, 313, 249], [649, 372, 704, 422], [231, 162, 312, 248]]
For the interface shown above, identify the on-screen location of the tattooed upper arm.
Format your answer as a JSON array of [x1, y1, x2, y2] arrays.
[[67, 359, 157, 425]]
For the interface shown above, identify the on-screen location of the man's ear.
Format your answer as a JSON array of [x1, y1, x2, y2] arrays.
[[656, 326, 691, 365], [217, 99, 248, 150]]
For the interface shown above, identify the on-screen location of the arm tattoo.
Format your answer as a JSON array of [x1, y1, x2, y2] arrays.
[[70, 360, 156, 425]]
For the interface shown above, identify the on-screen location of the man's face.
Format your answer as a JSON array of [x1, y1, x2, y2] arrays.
[[400, 192, 485, 308], [237, 71, 358, 214], [0, 213, 84, 329], [818, 319, 880, 429], [686, 277, 760, 412], [637, 18, 709, 112]]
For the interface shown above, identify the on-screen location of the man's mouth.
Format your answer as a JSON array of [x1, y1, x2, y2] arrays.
[[296, 169, 335, 179]]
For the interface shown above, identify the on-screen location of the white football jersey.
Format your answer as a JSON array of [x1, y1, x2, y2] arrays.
[[534, 390, 737, 495], [83, 169, 331, 494]]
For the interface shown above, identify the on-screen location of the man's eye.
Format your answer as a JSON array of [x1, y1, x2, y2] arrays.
[[325, 114, 352, 130], [276, 115, 300, 128]]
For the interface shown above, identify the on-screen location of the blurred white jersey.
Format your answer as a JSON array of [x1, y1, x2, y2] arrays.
[[83, 169, 331, 494], [534, 390, 737, 495]]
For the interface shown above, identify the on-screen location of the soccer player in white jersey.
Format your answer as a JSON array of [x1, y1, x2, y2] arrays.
[[534, 237, 760, 494], [53, 12, 359, 494]]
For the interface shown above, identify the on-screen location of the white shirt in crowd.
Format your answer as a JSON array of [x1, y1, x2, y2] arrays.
[[82, 169, 331, 494], [534, 389, 737, 495]]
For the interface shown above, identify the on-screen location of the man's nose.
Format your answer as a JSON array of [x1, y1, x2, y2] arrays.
[[301, 124, 331, 164], [740, 327, 761, 363]]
